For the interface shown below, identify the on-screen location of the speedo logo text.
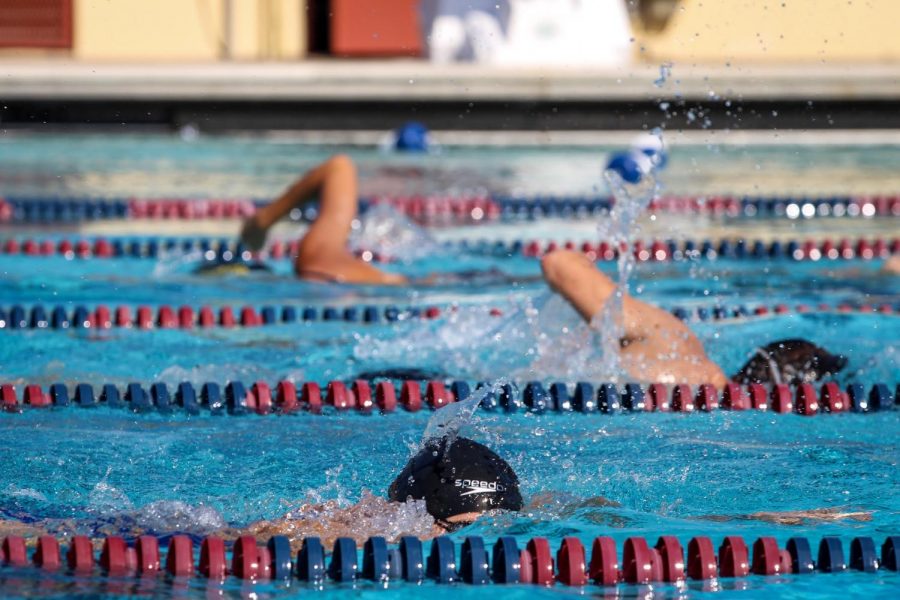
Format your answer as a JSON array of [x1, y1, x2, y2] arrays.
[[455, 479, 505, 496]]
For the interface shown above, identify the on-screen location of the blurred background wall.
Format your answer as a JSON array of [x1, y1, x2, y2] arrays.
[[0, 0, 898, 64]]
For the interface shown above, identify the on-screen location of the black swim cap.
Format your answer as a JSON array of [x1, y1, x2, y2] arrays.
[[731, 338, 848, 385], [388, 437, 523, 520]]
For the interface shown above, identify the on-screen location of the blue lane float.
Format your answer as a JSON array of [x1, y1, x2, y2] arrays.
[[1, 380, 896, 416], [0, 301, 897, 340], [2, 194, 898, 225], [2, 234, 898, 264], [0, 533, 895, 588]]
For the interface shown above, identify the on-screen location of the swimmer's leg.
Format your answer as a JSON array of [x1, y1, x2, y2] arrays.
[[541, 250, 726, 386]]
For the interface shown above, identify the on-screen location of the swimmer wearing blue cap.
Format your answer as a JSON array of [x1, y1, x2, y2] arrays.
[[241, 155, 408, 285]]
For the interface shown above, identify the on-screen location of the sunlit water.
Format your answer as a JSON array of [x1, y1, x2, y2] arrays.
[[0, 133, 898, 598]]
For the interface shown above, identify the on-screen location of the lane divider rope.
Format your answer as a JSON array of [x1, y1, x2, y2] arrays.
[[2, 235, 898, 263], [1, 380, 895, 416], [1, 194, 898, 225], [0, 533, 896, 585], [1, 301, 895, 333]]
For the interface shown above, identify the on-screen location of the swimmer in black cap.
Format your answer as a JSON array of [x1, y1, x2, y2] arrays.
[[731, 339, 847, 385], [235, 436, 523, 548], [542, 250, 847, 386], [388, 436, 524, 532], [241, 155, 407, 285], [0, 435, 868, 548]]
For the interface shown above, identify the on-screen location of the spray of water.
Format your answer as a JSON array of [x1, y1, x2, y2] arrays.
[[421, 378, 509, 446], [350, 203, 442, 262], [591, 153, 661, 381]]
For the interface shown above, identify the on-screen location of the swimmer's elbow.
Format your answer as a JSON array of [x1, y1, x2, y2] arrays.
[[540, 250, 573, 290], [327, 153, 356, 174], [381, 273, 409, 286]]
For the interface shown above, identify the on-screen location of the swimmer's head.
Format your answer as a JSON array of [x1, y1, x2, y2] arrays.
[[731, 338, 848, 385], [393, 121, 430, 152], [193, 258, 272, 277], [388, 437, 523, 529]]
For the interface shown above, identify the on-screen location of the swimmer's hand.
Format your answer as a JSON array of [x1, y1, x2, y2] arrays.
[[240, 214, 269, 252], [882, 255, 900, 275], [0, 518, 46, 539]]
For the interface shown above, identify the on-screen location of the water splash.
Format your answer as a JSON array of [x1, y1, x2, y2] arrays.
[[351, 203, 442, 262], [421, 378, 508, 446], [249, 492, 435, 550], [590, 154, 660, 382], [152, 248, 205, 277], [654, 62, 673, 88]]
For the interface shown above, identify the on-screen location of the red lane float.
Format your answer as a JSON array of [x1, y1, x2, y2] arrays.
[[622, 537, 653, 584], [719, 536, 750, 577], [556, 537, 587, 586], [199, 536, 227, 579], [67, 536, 94, 574], [525, 538, 554, 586], [589, 536, 619, 585], [276, 381, 299, 414], [33, 536, 60, 571], [165, 535, 193, 577], [101, 537, 129, 576], [655, 536, 685, 582]]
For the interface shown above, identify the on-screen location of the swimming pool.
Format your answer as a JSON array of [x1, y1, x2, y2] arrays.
[[0, 133, 898, 598]]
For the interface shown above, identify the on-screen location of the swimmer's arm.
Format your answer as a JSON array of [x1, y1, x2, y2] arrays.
[[698, 507, 872, 526], [541, 250, 727, 386], [228, 495, 439, 552], [242, 155, 358, 251], [0, 518, 46, 539], [526, 492, 621, 510]]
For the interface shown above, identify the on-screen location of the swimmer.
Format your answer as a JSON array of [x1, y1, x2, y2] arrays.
[[241, 155, 407, 285], [541, 250, 847, 386], [193, 258, 271, 277], [242, 436, 523, 549], [0, 436, 522, 551], [0, 436, 870, 549], [541, 249, 728, 386]]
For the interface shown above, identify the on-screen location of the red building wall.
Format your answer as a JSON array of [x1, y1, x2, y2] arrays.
[[0, 0, 72, 49]]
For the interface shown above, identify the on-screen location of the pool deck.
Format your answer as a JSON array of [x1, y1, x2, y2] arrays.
[[2, 60, 900, 101], [2, 60, 900, 130]]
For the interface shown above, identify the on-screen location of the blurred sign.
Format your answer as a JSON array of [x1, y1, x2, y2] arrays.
[[0, 0, 72, 49], [424, 0, 633, 66], [331, 0, 423, 57]]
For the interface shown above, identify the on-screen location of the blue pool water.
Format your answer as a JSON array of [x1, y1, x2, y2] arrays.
[[0, 134, 898, 598]]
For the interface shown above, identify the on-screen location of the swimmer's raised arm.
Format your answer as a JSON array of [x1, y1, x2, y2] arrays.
[[242, 155, 407, 285], [541, 250, 727, 386], [241, 155, 358, 252]]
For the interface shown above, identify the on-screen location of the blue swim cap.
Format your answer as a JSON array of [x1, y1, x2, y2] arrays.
[[394, 121, 430, 152], [605, 150, 653, 184]]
